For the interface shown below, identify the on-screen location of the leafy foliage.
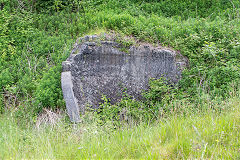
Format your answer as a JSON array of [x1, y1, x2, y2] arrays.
[[0, 0, 240, 123], [34, 66, 64, 112]]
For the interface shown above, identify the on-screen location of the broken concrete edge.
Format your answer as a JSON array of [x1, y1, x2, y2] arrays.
[[69, 34, 188, 67], [61, 71, 81, 123]]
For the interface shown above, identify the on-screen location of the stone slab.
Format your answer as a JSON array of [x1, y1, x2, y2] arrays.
[[61, 71, 81, 122]]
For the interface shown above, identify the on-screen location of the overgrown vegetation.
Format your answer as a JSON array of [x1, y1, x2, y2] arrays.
[[1, 0, 239, 118], [0, 0, 240, 158], [1, 90, 239, 159]]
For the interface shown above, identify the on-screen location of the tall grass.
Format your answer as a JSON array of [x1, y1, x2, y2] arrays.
[[1, 91, 239, 159]]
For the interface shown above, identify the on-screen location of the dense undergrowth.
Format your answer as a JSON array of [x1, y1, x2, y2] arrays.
[[0, 0, 240, 124]]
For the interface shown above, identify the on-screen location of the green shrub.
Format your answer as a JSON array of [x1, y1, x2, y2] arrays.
[[0, 68, 13, 89], [34, 66, 64, 112], [96, 92, 160, 126]]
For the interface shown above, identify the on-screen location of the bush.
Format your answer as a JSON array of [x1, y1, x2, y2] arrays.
[[34, 66, 64, 112]]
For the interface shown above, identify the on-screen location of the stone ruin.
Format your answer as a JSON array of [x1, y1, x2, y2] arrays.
[[61, 35, 188, 122]]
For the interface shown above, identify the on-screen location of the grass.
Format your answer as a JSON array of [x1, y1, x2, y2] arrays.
[[1, 1, 240, 159], [1, 92, 239, 159]]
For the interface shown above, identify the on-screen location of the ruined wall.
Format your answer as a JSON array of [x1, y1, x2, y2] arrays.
[[61, 35, 188, 122]]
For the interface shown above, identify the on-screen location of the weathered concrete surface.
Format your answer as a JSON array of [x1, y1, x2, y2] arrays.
[[61, 35, 188, 121]]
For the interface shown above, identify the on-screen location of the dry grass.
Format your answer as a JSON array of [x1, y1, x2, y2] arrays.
[[35, 108, 63, 129]]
